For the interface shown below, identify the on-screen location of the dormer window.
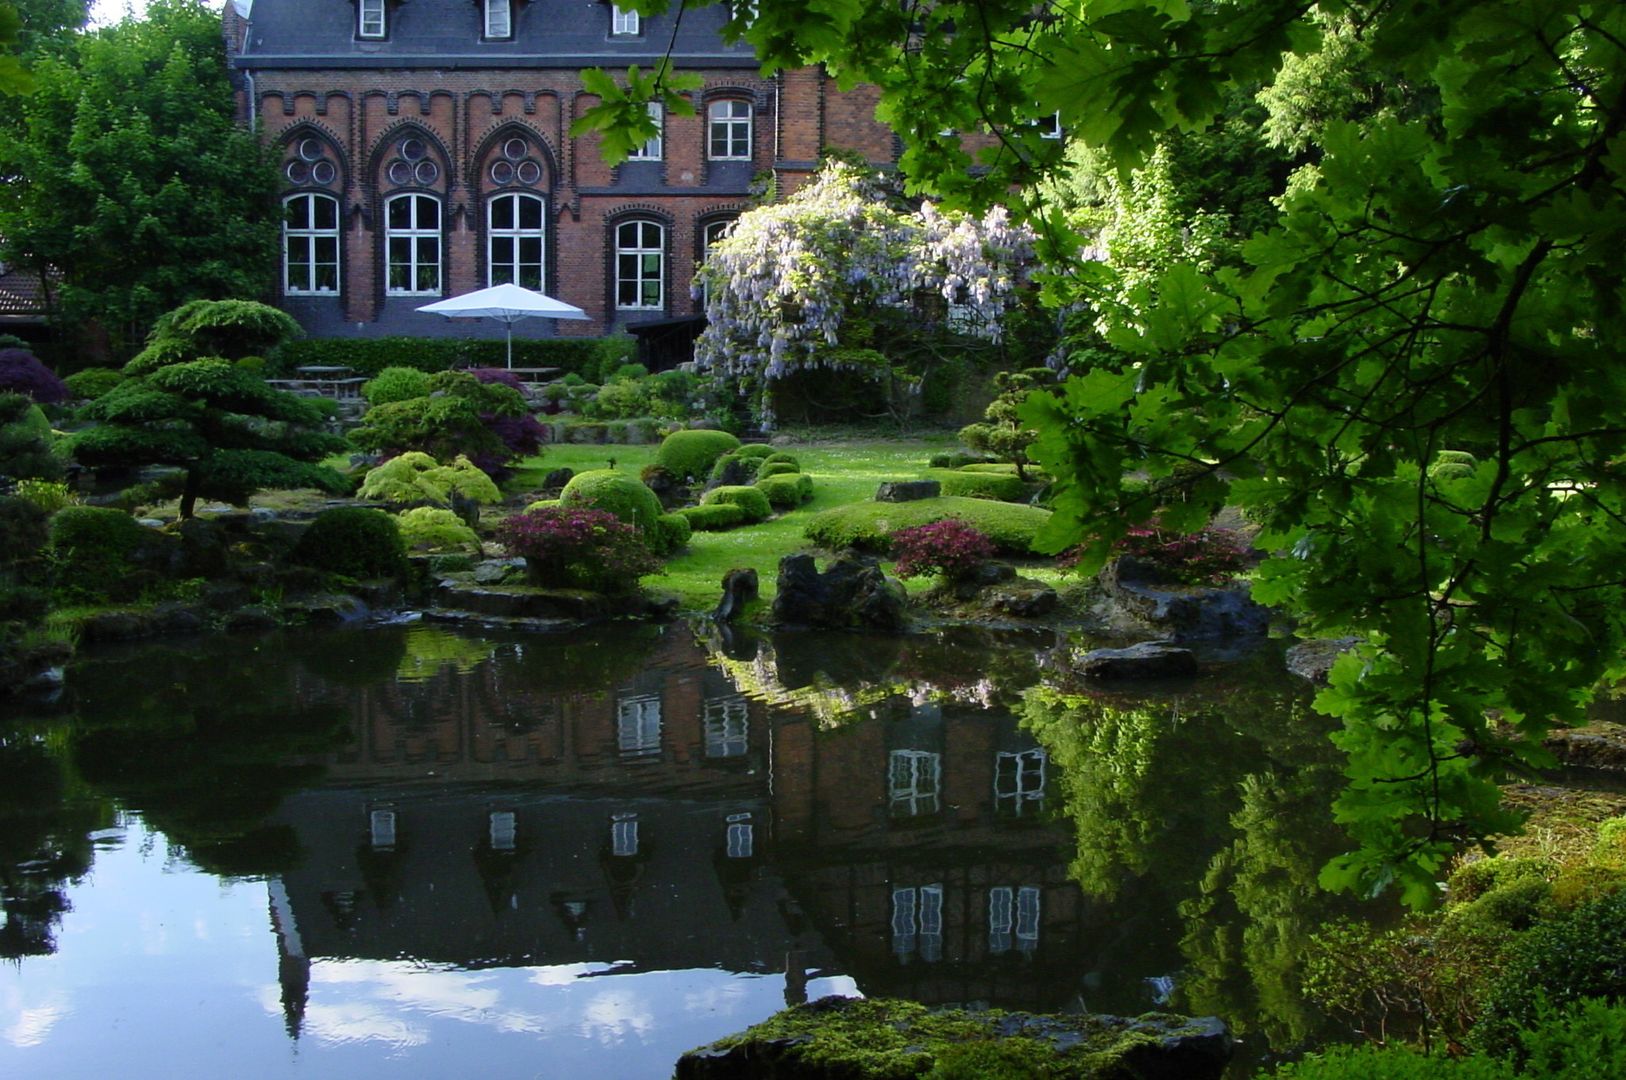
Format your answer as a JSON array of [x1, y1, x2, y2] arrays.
[[611, 4, 639, 35], [358, 0, 385, 38], [484, 0, 511, 39]]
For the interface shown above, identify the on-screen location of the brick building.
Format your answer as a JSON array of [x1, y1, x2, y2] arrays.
[[224, 0, 901, 341]]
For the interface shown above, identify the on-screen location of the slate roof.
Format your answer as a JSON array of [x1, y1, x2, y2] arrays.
[[235, 0, 755, 68], [0, 262, 56, 320]]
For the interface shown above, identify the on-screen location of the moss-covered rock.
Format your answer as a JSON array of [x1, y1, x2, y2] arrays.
[[804, 497, 1051, 556], [675, 997, 1230, 1080]]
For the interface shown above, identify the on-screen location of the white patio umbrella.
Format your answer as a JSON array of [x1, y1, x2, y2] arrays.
[[416, 283, 589, 368]]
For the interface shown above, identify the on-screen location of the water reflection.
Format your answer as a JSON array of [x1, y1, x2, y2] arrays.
[[0, 620, 1363, 1076]]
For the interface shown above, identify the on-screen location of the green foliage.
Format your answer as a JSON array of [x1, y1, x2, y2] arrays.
[[709, 451, 765, 486], [395, 506, 480, 554], [571, 59, 700, 163], [558, 468, 663, 532], [273, 335, 605, 378], [957, 368, 1052, 479], [362, 366, 433, 406], [46, 506, 149, 602], [350, 370, 527, 468], [676, 503, 747, 531], [0, 391, 62, 480], [929, 468, 1028, 503], [0, 495, 47, 566], [701, 484, 772, 523], [62, 367, 124, 401], [762, 452, 799, 469], [756, 472, 814, 509], [358, 452, 502, 505], [804, 496, 1050, 555], [134, 299, 301, 366], [756, 460, 798, 480], [735, 444, 774, 460], [654, 429, 741, 482], [290, 508, 406, 580], [0, 1, 280, 354], [651, 511, 691, 554], [14, 478, 75, 513]]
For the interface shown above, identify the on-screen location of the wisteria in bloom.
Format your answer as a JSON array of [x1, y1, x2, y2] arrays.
[[693, 162, 1035, 422]]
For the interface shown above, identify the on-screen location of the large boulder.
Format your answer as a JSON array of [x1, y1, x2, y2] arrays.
[[1285, 636, 1361, 682], [773, 553, 907, 631], [875, 479, 941, 502], [714, 567, 759, 622], [1074, 641, 1200, 680], [1088, 556, 1270, 643], [676, 996, 1230, 1080]]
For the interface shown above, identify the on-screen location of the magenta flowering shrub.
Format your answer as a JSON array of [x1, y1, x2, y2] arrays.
[[0, 348, 69, 404], [497, 506, 659, 593], [890, 519, 997, 580], [1115, 526, 1250, 586], [469, 367, 528, 393]]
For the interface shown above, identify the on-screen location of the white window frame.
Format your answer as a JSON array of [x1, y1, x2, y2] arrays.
[[484, 0, 511, 38], [707, 99, 752, 160], [888, 749, 942, 816], [282, 193, 340, 296], [358, 0, 385, 38], [615, 220, 665, 310], [384, 193, 441, 295], [617, 693, 662, 756], [704, 696, 749, 758], [369, 809, 396, 849], [487, 192, 546, 291], [489, 810, 517, 851], [627, 102, 663, 161], [611, 4, 639, 35]]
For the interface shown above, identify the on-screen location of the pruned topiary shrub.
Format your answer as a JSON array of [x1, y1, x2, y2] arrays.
[[359, 452, 502, 505], [361, 365, 434, 406], [929, 467, 1029, 502], [761, 451, 799, 469], [701, 484, 772, 522], [62, 367, 125, 402], [805, 497, 1050, 555], [756, 472, 814, 509], [558, 469, 663, 533], [47, 506, 153, 602], [756, 460, 799, 480], [0, 347, 69, 404], [652, 511, 692, 553], [291, 507, 407, 579], [654, 429, 741, 482], [396, 507, 481, 554], [677, 504, 747, 531], [735, 443, 774, 460], [497, 506, 659, 593], [708, 451, 764, 487]]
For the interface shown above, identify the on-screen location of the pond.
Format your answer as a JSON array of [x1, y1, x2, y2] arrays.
[[1, 620, 1369, 1078]]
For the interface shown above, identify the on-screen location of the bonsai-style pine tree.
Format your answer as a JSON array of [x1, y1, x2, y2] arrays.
[[71, 299, 347, 517], [958, 368, 1052, 481]]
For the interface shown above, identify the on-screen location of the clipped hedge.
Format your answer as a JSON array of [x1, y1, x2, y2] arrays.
[[292, 507, 407, 579], [702, 484, 773, 522], [928, 468, 1029, 503], [47, 506, 151, 602], [927, 451, 996, 469], [735, 444, 775, 460], [559, 469, 664, 532], [708, 451, 764, 486], [757, 472, 814, 509], [677, 504, 747, 531], [804, 496, 1050, 555], [762, 452, 800, 469], [655, 429, 742, 481], [273, 336, 605, 377], [756, 460, 799, 480], [652, 511, 692, 553], [62, 367, 125, 401], [362, 366, 433, 405]]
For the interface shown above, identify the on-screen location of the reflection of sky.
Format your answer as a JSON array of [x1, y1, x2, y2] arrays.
[[1, 817, 857, 1079]]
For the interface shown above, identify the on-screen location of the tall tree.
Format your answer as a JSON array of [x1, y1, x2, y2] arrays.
[[0, 0, 278, 357], [603, 1, 1626, 905]]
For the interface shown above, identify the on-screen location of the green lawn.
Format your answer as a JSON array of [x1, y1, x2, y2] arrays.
[[511, 436, 970, 612]]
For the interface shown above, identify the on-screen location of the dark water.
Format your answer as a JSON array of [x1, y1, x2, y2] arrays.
[[0, 620, 1365, 1078]]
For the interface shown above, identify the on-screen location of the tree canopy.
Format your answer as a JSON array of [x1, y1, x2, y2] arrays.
[[0, 0, 279, 357], [605, 0, 1626, 905]]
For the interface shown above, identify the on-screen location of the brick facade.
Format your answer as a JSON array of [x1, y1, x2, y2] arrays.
[[226, 1, 902, 340]]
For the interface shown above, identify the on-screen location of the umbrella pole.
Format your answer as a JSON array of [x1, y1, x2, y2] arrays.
[[506, 322, 513, 369]]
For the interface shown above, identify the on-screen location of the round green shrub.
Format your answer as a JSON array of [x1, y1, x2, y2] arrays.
[[359, 452, 502, 505], [362, 366, 433, 406], [761, 451, 799, 469], [396, 507, 481, 553], [525, 498, 561, 512], [291, 507, 407, 579], [756, 472, 814, 509], [676, 504, 747, 531], [929, 468, 1029, 502], [559, 469, 663, 532], [804, 497, 1051, 555], [756, 460, 799, 479], [701, 484, 773, 522], [47, 506, 152, 602], [708, 451, 764, 486], [734, 443, 775, 460], [652, 511, 692, 553], [655, 429, 742, 481], [62, 367, 125, 401], [928, 451, 994, 469]]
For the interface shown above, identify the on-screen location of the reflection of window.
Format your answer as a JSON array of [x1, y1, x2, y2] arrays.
[[995, 749, 1047, 814], [385, 194, 440, 294], [617, 693, 662, 756], [489, 811, 516, 851], [358, 0, 385, 37], [484, 0, 510, 38], [615, 220, 664, 309], [611, 812, 639, 856], [627, 102, 663, 160], [725, 812, 753, 858], [989, 885, 1041, 955], [704, 697, 749, 758], [369, 809, 397, 849], [283, 193, 339, 295], [488, 192, 545, 290], [708, 99, 752, 160], [892, 883, 943, 962], [888, 749, 941, 816], [611, 4, 639, 35]]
